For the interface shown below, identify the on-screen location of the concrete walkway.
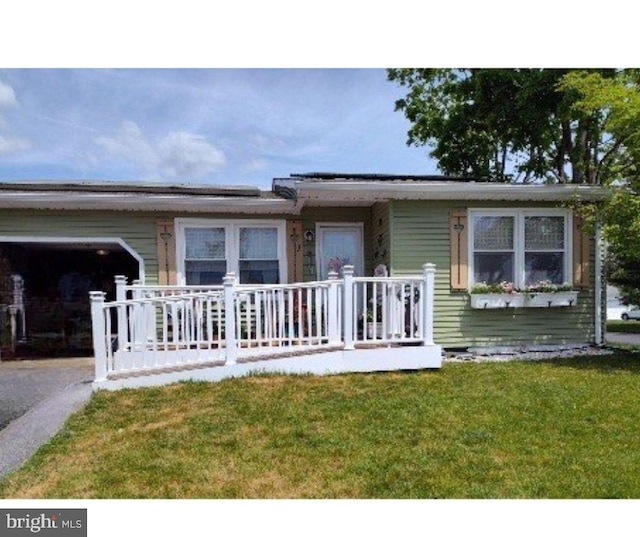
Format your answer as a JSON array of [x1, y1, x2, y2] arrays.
[[0, 358, 94, 479]]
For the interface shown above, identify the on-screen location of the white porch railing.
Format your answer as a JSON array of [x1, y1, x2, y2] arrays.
[[90, 264, 436, 382]]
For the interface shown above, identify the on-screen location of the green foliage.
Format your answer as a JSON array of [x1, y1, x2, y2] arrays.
[[607, 321, 640, 333], [559, 71, 640, 303], [470, 281, 517, 294], [388, 68, 619, 183], [523, 282, 573, 293]]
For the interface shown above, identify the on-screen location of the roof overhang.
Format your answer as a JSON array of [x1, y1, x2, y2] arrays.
[[293, 180, 610, 206], [0, 182, 296, 214]]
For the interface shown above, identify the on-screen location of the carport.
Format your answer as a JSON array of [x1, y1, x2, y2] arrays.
[[0, 239, 140, 358]]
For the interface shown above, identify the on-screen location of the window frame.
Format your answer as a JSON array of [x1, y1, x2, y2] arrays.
[[467, 208, 573, 289], [175, 218, 287, 285]]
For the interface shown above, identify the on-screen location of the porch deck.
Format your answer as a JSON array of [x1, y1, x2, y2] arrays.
[[90, 265, 442, 390]]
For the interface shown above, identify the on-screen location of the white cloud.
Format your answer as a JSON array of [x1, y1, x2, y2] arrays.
[[95, 120, 226, 180], [0, 79, 17, 109], [158, 131, 225, 177], [0, 134, 31, 154]]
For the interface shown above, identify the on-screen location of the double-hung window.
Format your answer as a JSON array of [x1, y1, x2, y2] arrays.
[[177, 219, 286, 285], [469, 209, 571, 288], [238, 227, 280, 284], [184, 227, 226, 285]]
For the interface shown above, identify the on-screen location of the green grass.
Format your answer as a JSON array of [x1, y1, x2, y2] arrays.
[[2, 351, 640, 499], [608, 320, 640, 333]]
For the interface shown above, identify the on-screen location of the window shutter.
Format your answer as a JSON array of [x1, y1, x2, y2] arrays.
[[156, 219, 177, 285], [450, 209, 468, 291], [286, 218, 303, 283], [572, 214, 591, 289]]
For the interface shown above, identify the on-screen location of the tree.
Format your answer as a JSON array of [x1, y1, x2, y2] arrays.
[[387, 68, 617, 183], [560, 71, 640, 304]]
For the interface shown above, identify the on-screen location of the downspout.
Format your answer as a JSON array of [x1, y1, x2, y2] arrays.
[[594, 222, 603, 346]]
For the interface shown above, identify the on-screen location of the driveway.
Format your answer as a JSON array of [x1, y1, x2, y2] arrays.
[[0, 357, 94, 479], [0, 357, 94, 430]]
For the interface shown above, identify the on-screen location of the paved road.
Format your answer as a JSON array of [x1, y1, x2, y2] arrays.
[[606, 332, 640, 346], [0, 357, 94, 479]]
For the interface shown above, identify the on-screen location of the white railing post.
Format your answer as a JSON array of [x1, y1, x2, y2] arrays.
[[327, 271, 340, 345], [422, 263, 436, 345], [90, 291, 108, 381], [342, 265, 355, 350], [114, 275, 127, 351], [131, 279, 144, 349], [223, 272, 238, 365]]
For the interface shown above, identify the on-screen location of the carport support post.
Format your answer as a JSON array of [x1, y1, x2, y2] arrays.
[[90, 291, 108, 382]]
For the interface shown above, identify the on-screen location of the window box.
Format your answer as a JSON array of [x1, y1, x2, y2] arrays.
[[525, 291, 579, 308], [470, 293, 525, 309]]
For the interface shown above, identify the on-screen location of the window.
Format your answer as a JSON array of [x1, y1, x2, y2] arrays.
[[524, 216, 565, 285], [239, 227, 279, 284], [473, 216, 515, 284], [184, 227, 226, 285], [177, 220, 286, 285], [469, 210, 571, 288]]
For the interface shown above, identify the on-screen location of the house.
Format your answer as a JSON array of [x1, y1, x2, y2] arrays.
[[0, 174, 607, 387]]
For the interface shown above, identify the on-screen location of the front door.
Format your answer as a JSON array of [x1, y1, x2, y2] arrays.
[[316, 224, 364, 279]]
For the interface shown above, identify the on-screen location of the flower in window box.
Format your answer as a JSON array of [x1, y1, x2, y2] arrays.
[[469, 281, 524, 308], [470, 281, 519, 294], [523, 281, 578, 307], [523, 281, 573, 293]]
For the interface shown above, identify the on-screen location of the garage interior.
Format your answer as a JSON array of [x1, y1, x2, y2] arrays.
[[0, 242, 139, 358]]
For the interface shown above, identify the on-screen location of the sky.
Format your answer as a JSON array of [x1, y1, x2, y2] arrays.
[[0, 69, 439, 189]]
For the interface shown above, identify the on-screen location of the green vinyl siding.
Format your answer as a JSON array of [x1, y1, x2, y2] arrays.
[[0, 209, 159, 283], [390, 200, 596, 348]]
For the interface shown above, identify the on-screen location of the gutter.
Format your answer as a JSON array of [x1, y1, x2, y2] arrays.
[[294, 181, 610, 202], [0, 191, 297, 214], [595, 223, 603, 345]]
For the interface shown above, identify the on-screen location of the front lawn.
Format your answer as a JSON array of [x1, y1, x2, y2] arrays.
[[2, 351, 640, 498], [608, 320, 640, 333]]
